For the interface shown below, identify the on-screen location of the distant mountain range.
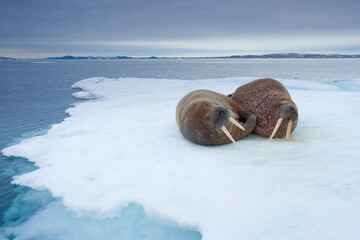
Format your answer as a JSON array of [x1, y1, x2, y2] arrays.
[[46, 55, 137, 60], [215, 53, 360, 59], [0, 57, 17, 60], [1, 53, 360, 60]]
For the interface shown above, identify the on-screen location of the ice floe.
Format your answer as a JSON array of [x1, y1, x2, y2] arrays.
[[2, 77, 360, 240]]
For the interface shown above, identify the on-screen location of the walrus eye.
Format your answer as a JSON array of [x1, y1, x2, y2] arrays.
[[205, 116, 210, 121]]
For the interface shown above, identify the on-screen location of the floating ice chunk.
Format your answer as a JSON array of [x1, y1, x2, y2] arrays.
[[2, 77, 360, 240], [72, 91, 97, 100]]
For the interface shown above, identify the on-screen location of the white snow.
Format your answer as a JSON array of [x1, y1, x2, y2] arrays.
[[2, 77, 360, 240]]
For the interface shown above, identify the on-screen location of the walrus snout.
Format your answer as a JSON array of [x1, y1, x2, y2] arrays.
[[208, 107, 230, 129], [278, 104, 298, 122], [270, 103, 298, 141]]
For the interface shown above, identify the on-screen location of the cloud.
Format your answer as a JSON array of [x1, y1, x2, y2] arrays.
[[2, 32, 360, 58], [0, 0, 359, 57], [69, 32, 360, 52]]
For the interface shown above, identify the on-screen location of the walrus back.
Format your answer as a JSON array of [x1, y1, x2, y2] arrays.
[[176, 89, 243, 128], [231, 79, 291, 109]]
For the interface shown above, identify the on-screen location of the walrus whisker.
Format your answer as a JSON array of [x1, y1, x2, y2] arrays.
[[286, 120, 293, 141], [221, 125, 237, 145], [269, 118, 283, 140], [228, 117, 245, 131]]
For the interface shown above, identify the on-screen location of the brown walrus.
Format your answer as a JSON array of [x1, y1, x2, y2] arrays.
[[176, 89, 256, 146], [228, 78, 298, 140]]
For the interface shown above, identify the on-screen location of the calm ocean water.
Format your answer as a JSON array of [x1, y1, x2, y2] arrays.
[[1, 58, 360, 238]]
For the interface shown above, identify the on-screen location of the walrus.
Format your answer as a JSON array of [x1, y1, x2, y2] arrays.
[[228, 78, 298, 140], [176, 89, 256, 146]]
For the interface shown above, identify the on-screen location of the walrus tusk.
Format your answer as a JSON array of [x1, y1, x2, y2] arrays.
[[229, 117, 245, 131], [221, 125, 237, 145], [269, 118, 283, 140], [286, 120, 293, 141]]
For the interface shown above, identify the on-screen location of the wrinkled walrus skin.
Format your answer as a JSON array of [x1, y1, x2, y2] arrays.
[[176, 89, 256, 145], [229, 78, 298, 138]]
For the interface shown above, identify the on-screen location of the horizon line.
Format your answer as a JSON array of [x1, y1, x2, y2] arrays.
[[2, 52, 360, 60]]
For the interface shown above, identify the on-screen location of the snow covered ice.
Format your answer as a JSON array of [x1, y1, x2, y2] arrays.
[[2, 77, 360, 240]]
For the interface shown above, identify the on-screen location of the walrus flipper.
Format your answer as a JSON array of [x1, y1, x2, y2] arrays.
[[237, 110, 257, 140]]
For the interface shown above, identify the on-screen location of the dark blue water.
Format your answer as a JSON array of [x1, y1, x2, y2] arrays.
[[0, 61, 80, 227], [1, 59, 360, 239]]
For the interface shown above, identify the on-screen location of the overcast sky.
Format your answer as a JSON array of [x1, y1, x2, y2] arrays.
[[1, 0, 360, 57]]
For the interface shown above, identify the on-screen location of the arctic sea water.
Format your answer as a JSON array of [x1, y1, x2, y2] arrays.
[[0, 59, 360, 239]]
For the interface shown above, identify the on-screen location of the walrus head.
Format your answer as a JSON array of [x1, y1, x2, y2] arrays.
[[269, 101, 298, 141], [206, 106, 230, 129], [182, 101, 245, 145]]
